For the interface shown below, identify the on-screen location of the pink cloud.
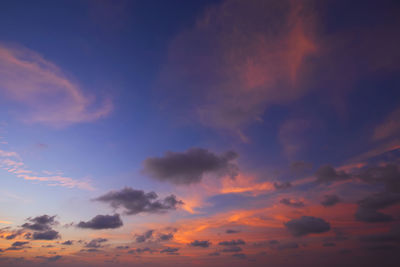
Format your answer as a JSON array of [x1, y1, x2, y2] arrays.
[[0, 44, 112, 127]]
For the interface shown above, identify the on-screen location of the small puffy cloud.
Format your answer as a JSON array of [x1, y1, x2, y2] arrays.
[[85, 238, 108, 248], [94, 187, 183, 215], [321, 195, 341, 207], [32, 230, 60, 240], [284, 216, 330, 236], [190, 240, 211, 248], [158, 233, 174, 241], [61, 240, 73, 245], [226, 229, 240, 234], [280, 198, 305, 208], [222, 246, 242, 253], [143, 148, 238, 185], [218, 239, 246, 246], [135, 230, 154, 243], [21, 215, 57, 231], [36, 255, 62, 262], [160, 247, 179, 255], [315, 165, 351, 184], [77, 214, 123, 230], [274, 182, 292, 190], [6, 241, 30, 251], [355, 192, 400, 223]]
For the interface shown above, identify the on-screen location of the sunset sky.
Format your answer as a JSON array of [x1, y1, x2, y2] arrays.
[[0, 0, 400, 266]]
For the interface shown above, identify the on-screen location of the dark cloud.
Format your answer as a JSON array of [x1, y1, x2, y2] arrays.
[[355, 192, 400, 223], [80, 248, 102, 253], [226, 229, 240, 234], [273, 182, 292, 190], [323, 242, 336, 247], [86, 238, 108, 248], [278, 242, 299, 250], [357, 164, 400, 193], [232, 253, 246, 259], [280, 198, 305, 208], [32, 230, 60, 240], [1, 229, 24, 240], [360, 226, 400, 243], [190, 240, 211, 248], [77, 214, 123, 230], [218, 239, 246, 246], [284, 216, 330, 236], [315, 165, 351, 184], [61, 240, 73, 245], [94, 187, 183, 215], [321, 195, 340, 207], [143, 148, 238, 185], [6, 241, 30, 251], [116, 245, 130, 250], [222, 246, 242, 253], [21, 215, 57, 231], [160, 247, 179, 255], [128, 247, 156, 254], [158, 233, 174, 241], [135, 230, 154, 243]]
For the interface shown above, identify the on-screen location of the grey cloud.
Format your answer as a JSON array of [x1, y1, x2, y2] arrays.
[[135, 230, 154, 243], [280, 198, 305, 208], [94, 187, 183, 215], [160, 247, 179, 255], [158, 233, 174, 241], [61, 240, 73, 245], [284, 216, 330, 236], [21, 215, 57, 231], [273, 182, 292, 190], [6, 241, 30, 251], [219, 239, 246, 246], [226, 229, 240, 234], [222, 246, 242, 253], [32, 230, 60, 240], [190, 240, 211, 248], [360, 227, 400, 243], [232, 253, 246, 259], [128, 247, 156, 254], [358, 164, 400, 193], [355, 192, 400, 223], [86, 238, 108, 248], [77, 214, 123, 229], [278, 242, 298, 250], [315, 165, 351, 184], [321, 195, 340, 207], [143, 148, 238, 185]]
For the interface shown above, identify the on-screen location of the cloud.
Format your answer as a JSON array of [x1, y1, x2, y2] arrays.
[[157, 0, 317, 131], [143, 148, 238, 185], [94, 187, 183, 215], [158, 233, 174, 241], [32, 230, 60, 240], [189, 240, 211, 248], [218, 239, 246, 246], [321, 195, 341, 207], [160, 247, 179, 255], [222, 246, 242, 253], [128, 247, 156, 254], [0, 44, 112, 127], [6, 241, 30, 251], [315, 165, 351, 184], [284, 216, 330, 236], [360, 226, 400, 243], [85, 238, 108, 248], [226, 229, 240, 234], [36, 255, 62, 262], [355, 192, 400, 223], [77, 214, 123, 230], [277, 242, 299, 250], [232, 253, 246, 259], [135, 230, 154, 243], [357, 164, 400, 193], [61, 240, 73, 245], [21, 215, 57, 231], [273, 181, 292, 190], [280, 198, 305, 208]]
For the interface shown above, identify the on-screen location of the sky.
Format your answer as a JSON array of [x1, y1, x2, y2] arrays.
[[0, 0, 400, 266]]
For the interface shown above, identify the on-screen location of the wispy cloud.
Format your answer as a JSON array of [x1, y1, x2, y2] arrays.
[[0, 44, 112, 127]]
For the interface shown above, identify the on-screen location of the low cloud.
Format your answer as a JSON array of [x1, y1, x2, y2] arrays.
[[143, 148, 238, 185], [280, 198, 305, 208], [36, 255, 62, 262], [190, 240, 211, 248], [135, 230, 154, 243], [85, 238, 108, 248], [315, 165, 351, 184], [94, 187, 183, 215], [219, 239, 246, 246], [77, 214, 123, 230], [321, 195, 341, 207], [226, 229, 240, 234], [32, 230, 60, 240], [284, 216, 330, 236], [21, 215, 57, 231], [355, 192, 400, 223], [160, 247, 179, 255]]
